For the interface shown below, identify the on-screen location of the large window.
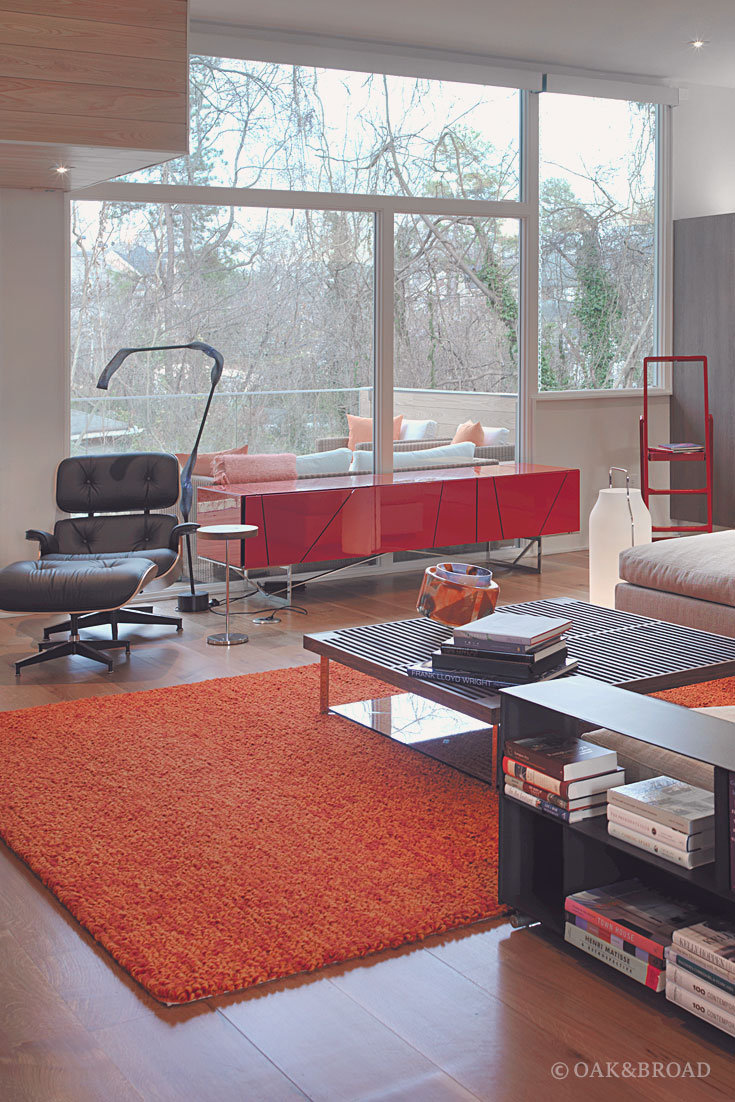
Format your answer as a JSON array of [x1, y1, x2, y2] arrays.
[[70, 53, 666, 467], [539, 95, 657, 390]]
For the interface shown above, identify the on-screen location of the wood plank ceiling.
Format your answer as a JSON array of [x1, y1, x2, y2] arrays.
[[0, 0, 189, 190]]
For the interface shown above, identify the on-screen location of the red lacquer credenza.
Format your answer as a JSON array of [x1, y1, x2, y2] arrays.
[[196, 463, 580, 570]]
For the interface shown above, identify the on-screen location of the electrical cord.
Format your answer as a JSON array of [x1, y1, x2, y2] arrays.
[[207, 580, 307, 620]]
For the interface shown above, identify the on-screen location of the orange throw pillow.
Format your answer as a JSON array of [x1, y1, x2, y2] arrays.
[[175, 444, 248, 478], [212, 452, 297, 485], [346, 414, 403, 451], [452, 420, 484, 447]]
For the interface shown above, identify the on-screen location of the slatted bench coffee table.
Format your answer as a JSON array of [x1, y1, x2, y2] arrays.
[[303, 598, 735, 783]]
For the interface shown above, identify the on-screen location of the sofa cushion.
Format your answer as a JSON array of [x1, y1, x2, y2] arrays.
[[350, 441, 475, 473], [175, 444, 248, 478], [400, 418, 438, 442], [295, 448, 352, 477], [483, 427, 510, 447], [452, 420, 484, 446], [619, 530, 735, 608], [347, 413, 403, 451], [212, 452, 297, 485]]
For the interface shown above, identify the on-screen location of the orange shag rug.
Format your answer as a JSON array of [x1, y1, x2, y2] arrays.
[[653, 675, 735, 709], [0, 665, 503, 1004]]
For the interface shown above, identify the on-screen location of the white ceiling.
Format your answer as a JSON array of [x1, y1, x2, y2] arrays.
[[191, 0, 735, 87]]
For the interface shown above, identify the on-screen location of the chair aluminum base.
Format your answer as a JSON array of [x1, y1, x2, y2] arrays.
[[16, 626, 130, 677], [207, 631, 248, 646]]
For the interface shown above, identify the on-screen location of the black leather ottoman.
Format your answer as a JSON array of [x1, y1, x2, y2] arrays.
[[0, 557, 157, 676]]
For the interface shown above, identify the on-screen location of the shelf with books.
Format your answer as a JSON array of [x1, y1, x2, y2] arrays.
[[497, 676, 735, 933]]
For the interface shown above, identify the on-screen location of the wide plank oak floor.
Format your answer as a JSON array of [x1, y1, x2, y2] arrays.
[[0, 552, 733, 1101]]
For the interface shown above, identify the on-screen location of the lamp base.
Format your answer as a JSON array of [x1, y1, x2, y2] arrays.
[[177, 592, 210, 613]]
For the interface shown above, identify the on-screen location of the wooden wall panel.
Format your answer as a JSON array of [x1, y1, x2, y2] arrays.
[[0, 0, 188, 189], [672, 213, 735, 526]]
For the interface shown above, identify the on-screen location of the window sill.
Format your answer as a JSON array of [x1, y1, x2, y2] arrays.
[[536, 387, 671, 401]]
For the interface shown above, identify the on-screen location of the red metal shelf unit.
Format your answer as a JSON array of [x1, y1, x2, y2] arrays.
[[640, 355, 713, 537]]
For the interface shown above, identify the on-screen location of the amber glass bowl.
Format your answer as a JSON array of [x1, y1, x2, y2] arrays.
[[416, 563, 499, 627]]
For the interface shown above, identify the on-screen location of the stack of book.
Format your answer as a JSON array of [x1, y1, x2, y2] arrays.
[[667, 919, 735, 1036], [607, 776, 715, 869], [564, 879, 706, 992], [503, 734, 624, 823], [653, 442, 705, 454], [407, 612, 578, 690]]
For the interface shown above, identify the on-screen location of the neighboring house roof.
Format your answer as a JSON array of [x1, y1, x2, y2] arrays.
[[70, 409, 137, 440]]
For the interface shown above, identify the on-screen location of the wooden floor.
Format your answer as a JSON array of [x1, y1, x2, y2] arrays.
[[0, 552, 733, 1101]]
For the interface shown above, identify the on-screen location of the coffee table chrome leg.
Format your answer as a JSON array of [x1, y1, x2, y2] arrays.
[[320, 656, 330, 713]]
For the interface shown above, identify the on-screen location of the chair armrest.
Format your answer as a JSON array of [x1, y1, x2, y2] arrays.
[[169, 523, 199, 551], [25, 529, 59, 555]]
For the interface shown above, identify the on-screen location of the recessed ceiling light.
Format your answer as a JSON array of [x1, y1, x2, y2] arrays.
[[54, 165, 69, 175], [689, 38, 707, 49]]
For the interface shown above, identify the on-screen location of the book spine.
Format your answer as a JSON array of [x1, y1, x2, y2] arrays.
[[408, 666, 510, 688], [666, 982, 735, 1038], [502, 758, 565, 795], [566, 911, 665, 970], [445, 640, 532, 655], [667, 964, 735, 1016], [504, 784, 570, 822], [667, 949, 735, 997], [505, 775, 603, 811], [564, 898, 665, 958], [671, 932, 735, 982], [565, 922, 665, 991], [607, 822, 714, 868], [433, 653, 535, 680], [606, 804, 713, 852], [607, 792, 705, 834]]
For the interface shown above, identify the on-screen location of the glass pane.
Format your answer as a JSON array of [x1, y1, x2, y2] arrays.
[[394, 214, 519, 462], [122, 56, 520, 200], [539, 95, 656, 390], [70, 202, 374, 463]]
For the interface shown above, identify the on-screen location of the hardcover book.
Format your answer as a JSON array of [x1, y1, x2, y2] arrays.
[[606, 803, 714, 852], [565, 910, 665, 970], [505, 774, 608, 811], [672, 919, 735, 980], [565, 879, 706, 958], [454, 612, 571, 647], [607, 822, 714, 869], [666, 948, 735, 998], [440, 639, 567, 662], [607, 776, 714, 833], [565, 922, 665, 991], [407, 658, 578, 689], [503, 735, 617, 781], [504, 783, 607, 823], [666, 981, 735, 1038], [666, 964, 735, 1017], [432, 647, 567, 680], [502, 758, 625, 799]]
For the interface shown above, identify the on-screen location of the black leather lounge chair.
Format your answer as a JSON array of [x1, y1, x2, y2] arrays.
[[25, 452, 197, 640]]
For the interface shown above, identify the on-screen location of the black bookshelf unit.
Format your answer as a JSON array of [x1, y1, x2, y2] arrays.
[[498, 676, 735, 930]]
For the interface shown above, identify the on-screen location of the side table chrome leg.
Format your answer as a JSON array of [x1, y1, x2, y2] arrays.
[[208, 538, 248, 646]]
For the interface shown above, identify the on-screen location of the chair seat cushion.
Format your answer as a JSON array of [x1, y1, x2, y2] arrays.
[[44, 547, 177, 577], [0, 558, 156, 614], [619, 531, 735, 608]]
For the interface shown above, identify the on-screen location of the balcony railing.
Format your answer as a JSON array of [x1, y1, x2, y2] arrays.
[[70, 386, 517, 456]]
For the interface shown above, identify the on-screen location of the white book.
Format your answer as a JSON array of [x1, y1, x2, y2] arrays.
[[565, 922, 665, 991], [673, 921, 735, 981], [607, 775, 714, 833], [607, 822, 714, 869], [454, 612, 570, 646], [666, 981, 735, 1038], [666, 963, 735, 1016], [606, 804, 714, 853]]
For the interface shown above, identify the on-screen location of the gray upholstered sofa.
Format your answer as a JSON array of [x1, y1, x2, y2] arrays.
[[615, 530, 735, 637], [317, 435, 515, 462]]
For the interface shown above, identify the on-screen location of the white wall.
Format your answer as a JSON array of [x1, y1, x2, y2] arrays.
[[0, 189, 68, 565], [536, 392, 669, 553], [673, 85, 735, 221]]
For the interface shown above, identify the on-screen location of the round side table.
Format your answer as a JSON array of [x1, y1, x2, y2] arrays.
[[196, 524, 259, 646]]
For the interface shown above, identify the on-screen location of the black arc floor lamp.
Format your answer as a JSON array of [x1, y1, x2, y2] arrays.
[[97, 341, 224, 612]]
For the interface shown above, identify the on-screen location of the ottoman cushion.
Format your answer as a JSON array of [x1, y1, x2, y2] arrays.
[[619, 530, 735, 608], [44, 547, 177, 577], [0, 557, 156, 614]]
